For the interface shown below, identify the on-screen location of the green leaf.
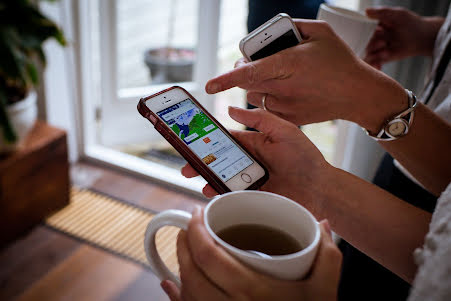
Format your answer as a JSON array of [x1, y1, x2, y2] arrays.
[[37, 48, 46, 66], [0, 0, 67, 99], [54, 28, 67, 46], [26, 62, 39, 85], [0, 28, 24, 80]]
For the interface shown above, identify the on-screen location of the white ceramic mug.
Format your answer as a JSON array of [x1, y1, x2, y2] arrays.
[[144, 191, 320, 287], [317, 4, 378, 57]]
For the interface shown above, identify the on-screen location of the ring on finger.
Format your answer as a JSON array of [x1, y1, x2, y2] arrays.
[[262, 94, 268, 111]]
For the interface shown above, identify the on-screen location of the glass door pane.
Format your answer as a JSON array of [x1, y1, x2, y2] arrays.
[[105, 0, 200, 169], [117, 0, 199, 89]]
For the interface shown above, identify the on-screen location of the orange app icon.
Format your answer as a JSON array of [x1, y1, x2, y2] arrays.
[[203, 137, 211, 143], [202, 154, 217, 165]]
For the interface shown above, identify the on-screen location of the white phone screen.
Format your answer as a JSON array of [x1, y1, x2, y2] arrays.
[[157, 98, 253, 182]]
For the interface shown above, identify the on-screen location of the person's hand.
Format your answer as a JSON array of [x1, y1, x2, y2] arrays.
[[205, 19, 407, 134], [364, 7, 445, 69], [161, 207, 342, 301], [181, 107, 332, 212]]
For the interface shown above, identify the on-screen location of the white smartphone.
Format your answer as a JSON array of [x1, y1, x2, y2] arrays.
[[138, 86, 268, 194], [240, 13, 302, 61]]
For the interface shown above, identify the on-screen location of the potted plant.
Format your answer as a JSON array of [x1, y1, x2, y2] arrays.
[[144, 0, 195, 84], [0, 0, 66, 153]]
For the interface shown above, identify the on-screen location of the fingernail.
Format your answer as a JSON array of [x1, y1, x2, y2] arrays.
[[192, 205, 201, 216], [228, 106, 241, 117], [322, 219, 332, 236], [228, 106, 236, 117], [160, 280, 170, 294], [207, 83, 220, 94]]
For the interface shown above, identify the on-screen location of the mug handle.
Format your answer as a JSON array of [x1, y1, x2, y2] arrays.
[[144, 210, 192, 288]]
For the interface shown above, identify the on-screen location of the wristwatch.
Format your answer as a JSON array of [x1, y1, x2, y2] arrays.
[[365, 89, 418, 141]]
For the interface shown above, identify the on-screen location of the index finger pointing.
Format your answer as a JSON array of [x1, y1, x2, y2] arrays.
[[205, 56, 282, 94]]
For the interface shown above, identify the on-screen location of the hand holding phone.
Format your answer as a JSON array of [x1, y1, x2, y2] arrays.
[[240, 13, 302, 61], [138, 86, 268, 194]]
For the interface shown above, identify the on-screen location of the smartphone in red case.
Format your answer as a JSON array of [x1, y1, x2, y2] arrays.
[[137, 86, 268, 194]]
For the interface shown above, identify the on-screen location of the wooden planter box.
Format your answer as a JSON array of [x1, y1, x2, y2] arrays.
[[0, 121, 69, 248]]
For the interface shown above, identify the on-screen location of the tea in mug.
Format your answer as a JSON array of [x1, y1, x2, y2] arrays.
[[216, 224, 303, 256]]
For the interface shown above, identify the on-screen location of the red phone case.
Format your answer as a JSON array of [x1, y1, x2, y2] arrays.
[[137, 86, 268, 194]]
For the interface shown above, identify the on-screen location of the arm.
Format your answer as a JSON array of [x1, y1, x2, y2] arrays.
[[321, 166, 431, 283], [361, 84, 451, 195], [182, 107, 432, 283], [205, 19, 451, 195], [378, 104, 451, 195], [343, 64, 451, 196]]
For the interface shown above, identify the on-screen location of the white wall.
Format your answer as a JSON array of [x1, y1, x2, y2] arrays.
[[335, 121, 385, 181], [40, 0, 79, 162]]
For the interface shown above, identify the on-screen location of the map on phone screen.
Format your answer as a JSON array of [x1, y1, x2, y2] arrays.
[[157, 99, 253, 181]]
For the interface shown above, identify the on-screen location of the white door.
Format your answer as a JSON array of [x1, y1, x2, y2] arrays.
[[97, 0, 221, 147]]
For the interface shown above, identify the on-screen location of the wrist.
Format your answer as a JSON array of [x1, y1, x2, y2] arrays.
[[306, 164, 352, 228], [350, 64, 408, 134], [305, 163, 340, 221], [415, 16, 445, 56]]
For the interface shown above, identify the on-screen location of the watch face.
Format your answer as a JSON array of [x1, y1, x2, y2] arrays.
[[386, 119, 407, 137]]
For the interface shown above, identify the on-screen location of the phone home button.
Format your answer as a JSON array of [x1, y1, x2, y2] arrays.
[[241, 173, 252, 183]]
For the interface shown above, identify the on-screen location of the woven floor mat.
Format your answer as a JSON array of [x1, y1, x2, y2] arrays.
[[45, 187, 180, 275]]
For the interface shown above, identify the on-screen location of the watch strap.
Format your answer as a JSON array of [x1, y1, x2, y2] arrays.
[[365, 89, 418, 141]]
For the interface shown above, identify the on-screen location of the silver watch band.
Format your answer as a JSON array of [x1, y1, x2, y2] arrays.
[[365, 89, 418, 141]]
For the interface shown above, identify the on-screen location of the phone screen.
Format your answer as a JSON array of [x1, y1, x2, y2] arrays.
[[157, 98, 254, 182], [250, 29, 299, 61]]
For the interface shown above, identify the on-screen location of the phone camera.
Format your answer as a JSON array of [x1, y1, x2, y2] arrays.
[[265, 33, 267, 35]]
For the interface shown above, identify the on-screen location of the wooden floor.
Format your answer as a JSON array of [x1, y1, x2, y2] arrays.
[[0, 161, 206, 301]]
